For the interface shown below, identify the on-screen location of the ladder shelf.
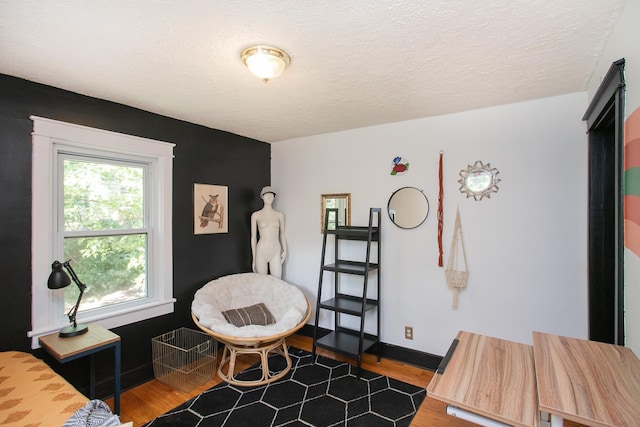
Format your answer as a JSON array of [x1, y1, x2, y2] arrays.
[[312, 207, 381, 375]]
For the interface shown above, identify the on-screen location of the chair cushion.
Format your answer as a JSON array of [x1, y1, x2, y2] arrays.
[[222, 302, 275, 327], [192, 272, 308, 338]]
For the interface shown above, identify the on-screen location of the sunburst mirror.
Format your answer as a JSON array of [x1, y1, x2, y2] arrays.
[[458, 161, 500, 201]]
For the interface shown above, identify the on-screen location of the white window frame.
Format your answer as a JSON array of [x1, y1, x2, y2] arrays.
[[28, 116, 175, 348]]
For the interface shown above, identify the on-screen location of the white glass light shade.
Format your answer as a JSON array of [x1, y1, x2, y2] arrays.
[[241, 46, 290, 81]]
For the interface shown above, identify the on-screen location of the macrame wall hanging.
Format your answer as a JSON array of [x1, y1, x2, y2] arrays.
[[445, 206, 468, 308]]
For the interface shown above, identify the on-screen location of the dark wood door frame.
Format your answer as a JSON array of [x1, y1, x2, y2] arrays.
[[582, 58, 625, 345]]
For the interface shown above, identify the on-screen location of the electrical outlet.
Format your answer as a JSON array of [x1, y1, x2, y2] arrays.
[[405, 326, 413, 340]]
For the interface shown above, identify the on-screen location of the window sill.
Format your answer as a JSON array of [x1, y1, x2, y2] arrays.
[[28, 298, 176, 349]]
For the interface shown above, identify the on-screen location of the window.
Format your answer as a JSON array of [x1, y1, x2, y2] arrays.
[[60, 156, 147, 312], [29, 116, 175, 348]]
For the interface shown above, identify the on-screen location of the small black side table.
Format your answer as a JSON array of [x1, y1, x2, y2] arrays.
[[39, 322, 121, 414]]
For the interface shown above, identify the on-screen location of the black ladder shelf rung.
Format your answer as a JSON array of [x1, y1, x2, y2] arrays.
[[315, 330, 378, 358], [322, 260, 379, 275], [319, 294, 378, 315], [326, 226, 380, 241]]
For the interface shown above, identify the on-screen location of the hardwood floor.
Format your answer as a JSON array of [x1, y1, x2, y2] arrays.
[[105, 334, 584, 426]]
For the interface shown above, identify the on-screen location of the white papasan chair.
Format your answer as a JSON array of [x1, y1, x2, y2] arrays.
[[191, 272, 311, 386]]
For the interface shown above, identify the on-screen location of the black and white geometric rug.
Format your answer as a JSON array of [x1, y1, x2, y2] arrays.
[[145, 347, 426, 427]]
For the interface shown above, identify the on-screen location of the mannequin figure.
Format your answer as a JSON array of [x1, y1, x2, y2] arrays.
[[251, 186, 287, 278]]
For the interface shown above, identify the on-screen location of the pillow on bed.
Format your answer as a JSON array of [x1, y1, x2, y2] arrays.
[[222, 302, 276, 327]]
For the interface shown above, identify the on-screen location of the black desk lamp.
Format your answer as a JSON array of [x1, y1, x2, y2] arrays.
[[48, 260, 89, 337]]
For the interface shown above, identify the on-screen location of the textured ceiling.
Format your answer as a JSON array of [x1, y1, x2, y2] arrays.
[[0, 0, 625, 142]]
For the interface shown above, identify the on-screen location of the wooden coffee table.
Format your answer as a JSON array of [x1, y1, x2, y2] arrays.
[[533, 331, 640, 427], [427, 330, 540, 427]]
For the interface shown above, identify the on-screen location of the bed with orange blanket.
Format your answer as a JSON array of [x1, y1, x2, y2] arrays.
[[0, 351, 122, 426]]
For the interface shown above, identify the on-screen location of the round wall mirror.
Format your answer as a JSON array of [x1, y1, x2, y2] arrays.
[[387, 187, 429, 229]]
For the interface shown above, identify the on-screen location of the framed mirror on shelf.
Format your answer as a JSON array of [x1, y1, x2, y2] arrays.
[[458, 161, 500, 201], [320, 193, 351, 232], [387, 187, 429, 229]]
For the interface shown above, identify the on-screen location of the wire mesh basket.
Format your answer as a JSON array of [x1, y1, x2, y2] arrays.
[[152, 327, 217, 392]]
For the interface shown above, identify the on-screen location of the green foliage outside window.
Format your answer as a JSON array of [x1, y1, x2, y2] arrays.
[[62, 159, 147, 312]]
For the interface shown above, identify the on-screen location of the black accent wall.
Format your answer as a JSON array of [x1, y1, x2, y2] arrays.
[[0, 74, 271, 396]]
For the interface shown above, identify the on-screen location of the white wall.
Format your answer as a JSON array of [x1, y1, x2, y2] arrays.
[[271, 92, 588, 356], [587, 0, 640, 356], [588, 0, 640, 119]]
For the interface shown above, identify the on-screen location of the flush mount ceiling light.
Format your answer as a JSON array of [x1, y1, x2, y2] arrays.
[[241, 45, 291, 83]]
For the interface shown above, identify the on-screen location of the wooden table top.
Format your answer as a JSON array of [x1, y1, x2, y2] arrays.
[[39, 323, 120, 360], [427, 330, 540, 427], [533, 331, 640, 427]]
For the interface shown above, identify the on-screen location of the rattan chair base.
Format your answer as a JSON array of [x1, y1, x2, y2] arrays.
[[217, 337, 291, 386]]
